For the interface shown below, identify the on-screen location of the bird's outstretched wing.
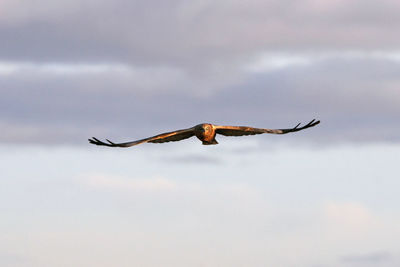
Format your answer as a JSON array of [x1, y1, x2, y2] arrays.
[[215, 119, 320, 136], [89, 127, 195, 147]]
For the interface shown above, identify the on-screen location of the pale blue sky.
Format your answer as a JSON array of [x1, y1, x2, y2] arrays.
[[1, 0, 400, 266], [1, 142, 399, 266]]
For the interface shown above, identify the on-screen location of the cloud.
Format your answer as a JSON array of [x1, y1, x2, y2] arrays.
[[245, 50, 400, 72], [322, 202, 378, 233], [80, 173, 177, 193], [1, 0, 400, 66], [1, 1, 400, 146], [0, 61, 132, 75], [2, 54, 399, 145], [75, 171, 262, 210]]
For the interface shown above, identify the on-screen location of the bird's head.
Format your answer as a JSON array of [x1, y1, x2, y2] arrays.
[[195, 123, 213, 133]]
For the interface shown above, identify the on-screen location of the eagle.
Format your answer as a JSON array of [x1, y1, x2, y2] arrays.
[[88, 119, 320, 148]]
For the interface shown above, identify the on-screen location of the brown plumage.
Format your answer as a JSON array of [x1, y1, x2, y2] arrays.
[[88, 119, 320, 147]]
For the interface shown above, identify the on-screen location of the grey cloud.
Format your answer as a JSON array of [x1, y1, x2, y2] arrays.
[[1, 0, 400, 145], [1, 0, 400, 67], [1, 56, 399, 145], [1, 0, 399, 147]]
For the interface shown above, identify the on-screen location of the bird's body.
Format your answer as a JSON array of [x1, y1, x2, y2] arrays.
[[89, 120, 320, 148], [194, 123, 218, 145]]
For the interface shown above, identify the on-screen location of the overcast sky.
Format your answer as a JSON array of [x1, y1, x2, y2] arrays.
[[1, 0, 400, 145], [1, 1, 399, 266]]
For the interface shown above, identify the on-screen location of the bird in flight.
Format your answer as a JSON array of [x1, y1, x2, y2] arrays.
[[89, 119, 320, 148]]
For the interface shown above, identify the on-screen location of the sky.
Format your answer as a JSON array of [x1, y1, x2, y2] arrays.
[[1, 0, 399, 266]]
